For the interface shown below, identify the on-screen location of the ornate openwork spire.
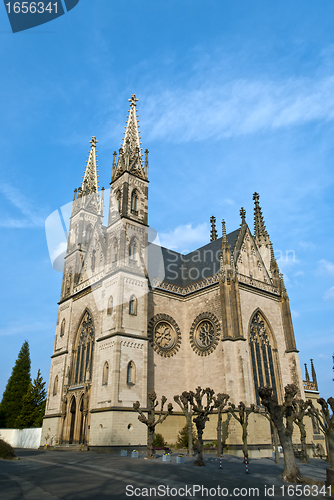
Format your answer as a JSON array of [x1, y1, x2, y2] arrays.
[[210, 216, 218, 241], [81, 136, 99, 196], [253, 192, 270, 246], [112, 95, 146, 181]]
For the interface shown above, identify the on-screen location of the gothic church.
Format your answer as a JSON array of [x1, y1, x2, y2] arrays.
[[41, 95, 313, 455]]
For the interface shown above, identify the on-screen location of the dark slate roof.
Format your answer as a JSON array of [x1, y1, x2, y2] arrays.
[[148, 228, 240, 287]]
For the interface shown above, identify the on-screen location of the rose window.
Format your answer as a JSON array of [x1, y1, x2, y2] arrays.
[[190, 313, 220, 356], [147, 314, 182, 357]]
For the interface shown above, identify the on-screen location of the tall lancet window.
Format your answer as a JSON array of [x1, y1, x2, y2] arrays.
[[131, 190, 138, 214], [72, 310, 95, 386], [249, 311, 278, 405]]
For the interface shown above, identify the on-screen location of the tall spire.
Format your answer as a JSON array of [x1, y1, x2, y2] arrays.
[[112, 95, 146, 181], [253, 192, 270, 246], [82, 136, 99, 195], [210, 216, 218, 241]]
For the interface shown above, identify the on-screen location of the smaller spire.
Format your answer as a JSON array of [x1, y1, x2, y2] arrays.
[[144, 149, 149, 179], [304, 363, 310, 381], [210, 216, 218, 241], [240, 207, 246, 225], [82, 136, 99, 196], [222, 219, 227, 241], [253, 192, 270, 246], [310, 359, 318, 390], [279, 273, 288, 299]]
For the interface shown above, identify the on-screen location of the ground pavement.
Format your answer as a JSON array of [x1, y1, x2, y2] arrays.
[[0, 448, 331, 500]]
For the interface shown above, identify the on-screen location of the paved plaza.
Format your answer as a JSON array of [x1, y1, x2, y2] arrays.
[[0, 449, 331, 500]]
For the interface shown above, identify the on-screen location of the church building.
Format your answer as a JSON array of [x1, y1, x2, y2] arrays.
[[41, 95, 317, 456]]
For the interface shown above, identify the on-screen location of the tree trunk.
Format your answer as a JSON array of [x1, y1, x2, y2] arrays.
[[146, 427, 155, 459], [277, 426, 302, 482], [242, 424, 248, 461], [217, 410, 222, 457], [327, 432, 334, 469], [187, 415, 194, 457], [297, 421, 308, 464], [193, 424, 205, 466], [272, 426, 279, 464]]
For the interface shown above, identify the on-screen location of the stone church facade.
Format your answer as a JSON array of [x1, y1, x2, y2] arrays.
[[41, 95, 320, 456]]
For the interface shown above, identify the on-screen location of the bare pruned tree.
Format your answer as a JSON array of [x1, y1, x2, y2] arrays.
[[228, 402, 255, 461], [216, 393, 230, 458], [309, 397, 334, 468], [174, 392, 194, 456], [133, 391, 173, 459]]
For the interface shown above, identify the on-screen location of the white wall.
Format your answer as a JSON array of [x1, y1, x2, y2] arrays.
[[0, 428, 42, 449]]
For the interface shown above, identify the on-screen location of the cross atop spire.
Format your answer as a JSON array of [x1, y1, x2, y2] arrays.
[[253, 192, 270, 247], [82, 136, 99, 196], [128, 94, 138, 106]]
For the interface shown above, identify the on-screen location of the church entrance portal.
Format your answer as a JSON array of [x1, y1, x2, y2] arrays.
[[69, 397, 76, 444]]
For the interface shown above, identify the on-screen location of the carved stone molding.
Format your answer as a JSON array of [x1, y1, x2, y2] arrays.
[[148, 314, 181, 357], [189, 312, 220, 356]]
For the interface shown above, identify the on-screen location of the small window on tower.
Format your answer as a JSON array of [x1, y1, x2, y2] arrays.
[[129, 239, 137, 263], [131, 190, 138, 214], [60, 319, 66, 337], [127, 361, 136, 384], [102, 362, 109, 386], [107, 296, 113, 316], [53, 375, 58, 396], [113, 239, 118, 264], [129, 295, 137, 316], [116, 191, 122, 213]]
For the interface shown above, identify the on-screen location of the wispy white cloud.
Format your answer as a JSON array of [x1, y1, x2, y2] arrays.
[[317, 259, 334, 277], [159, 223, 208, 254], [0, 321, 53, 337], [324, 286, 334, 300], [0, 182, 45, 228], [137, 75, 334, 144]]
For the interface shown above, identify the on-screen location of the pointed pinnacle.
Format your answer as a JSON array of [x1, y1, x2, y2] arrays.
[[304, 363, 310, 382], [240, 207, 246, 225], [210, 216, 218, 242], [222, 219, 227, 241]]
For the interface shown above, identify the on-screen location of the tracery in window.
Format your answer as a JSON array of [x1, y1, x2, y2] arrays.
[[102, 362, 109, 386], [71, 310, 95, 386], [129, 295, 137, 315], [249, 311, 278, 405], [107, 296, 113, 316], [85, 224, 92, 245]]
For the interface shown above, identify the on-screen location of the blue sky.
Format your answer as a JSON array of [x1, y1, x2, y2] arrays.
[[1, 0, 334, 400]]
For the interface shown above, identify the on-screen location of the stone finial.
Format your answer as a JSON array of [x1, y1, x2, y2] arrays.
[[240, 207, 246, 225], [210, 216, 218, 242], [90, 136, 98, 148], [128, 94, 139, 107], [310, 359, 318, 390], [304, 363, 310, 382], [222, 219, 227, 241]]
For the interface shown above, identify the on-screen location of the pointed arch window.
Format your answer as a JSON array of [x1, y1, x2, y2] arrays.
[[107, 296, 113, 316], [129, 238, 137, 263], [129, 295, 137, 316], [71, 310, 95, 386], [131, 190, 138, 214], [102, 362, 109, 386], [53, 375, 58, 396], [127, 361, 136, 384], [66, 268, 72, 295], [60, 318, 66, 337], [249, 311, 278, 405]]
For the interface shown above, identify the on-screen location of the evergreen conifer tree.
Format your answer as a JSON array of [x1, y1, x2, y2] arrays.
[[0, 341, 31, 428], [15, 369, 46, 428]]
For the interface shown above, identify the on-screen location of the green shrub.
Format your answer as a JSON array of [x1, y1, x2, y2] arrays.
[[153, 433, 166, 447], [176, 423, 198, 450], [0, 439, 16, 460]]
